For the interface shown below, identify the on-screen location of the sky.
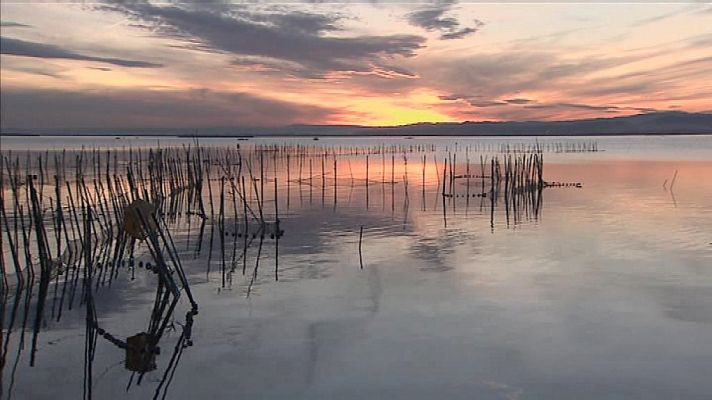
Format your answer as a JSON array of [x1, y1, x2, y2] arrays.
[[1, 1, 711, 130]]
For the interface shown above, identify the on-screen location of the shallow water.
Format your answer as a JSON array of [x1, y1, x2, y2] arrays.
[[2, 135, 712, 399]]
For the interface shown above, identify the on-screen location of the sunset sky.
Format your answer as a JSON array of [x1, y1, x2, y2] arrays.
[[1, 1, 711, 130]]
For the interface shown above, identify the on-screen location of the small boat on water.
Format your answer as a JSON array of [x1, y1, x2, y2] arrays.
[[313, 137, 319, 141]]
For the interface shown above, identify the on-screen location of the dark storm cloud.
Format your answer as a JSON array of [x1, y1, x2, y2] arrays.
[[101, 1, 424, 77], [0, 87, 338, 130], [0, 37, 163, 68], [406, 1, 483, 40]]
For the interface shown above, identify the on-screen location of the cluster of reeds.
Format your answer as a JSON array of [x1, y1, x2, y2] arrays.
[[434, 149, 545, 228], [1, 139, 574, 398], [0, 146, 204, 399], [500, 140, 599, 153], [253, 142, 436, 157], [425, 140, 599, 154]]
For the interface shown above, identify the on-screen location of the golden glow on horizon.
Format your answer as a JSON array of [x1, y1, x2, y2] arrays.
[[323, 91, 454, 126], [337, 99, 452, 126]]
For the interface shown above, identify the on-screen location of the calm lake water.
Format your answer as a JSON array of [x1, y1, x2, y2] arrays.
[[1, 135, 712, 399]]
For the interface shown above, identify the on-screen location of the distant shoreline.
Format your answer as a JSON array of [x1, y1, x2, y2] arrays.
[[2, 112, 711, 138]]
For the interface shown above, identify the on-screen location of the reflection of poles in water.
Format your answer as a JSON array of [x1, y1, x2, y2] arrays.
[[82, 206, 95, 400], [274, 176, 279, 282], [442, 157, 448, 228], [402, 154, 409, 230], [433, 155, 441, 211], [83, 200, 201, 398], [358, 226, 364, 270], [381, 152, 385, 211], [391, 154, 395, 214], [0, 154, 5, 291], [365, 155, 369, 209], [431, 150, 545, 230], [298, 154, 304, 207], [152, 309, 196, 400], [465, 151, 470, 212], [2, 141, 559, 394], [230, 168, 239, 286], [309, 158, 312, 205], [421, 155, 426, 212], [260, 152, 264, 210], [1, 157, 24, 287], [242, 176, 249, 276], [1, 270, 27, 397], [663, 169, 678, 207], [29, 178, 52, 367], [220, 177, 226, 288], [9, 269, 35, 395], [286, 154, 290, 210], [246, 228, 265, 298], [490, 158, 495, 231]]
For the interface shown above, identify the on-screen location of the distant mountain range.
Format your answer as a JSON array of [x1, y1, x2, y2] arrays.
[[276, 111, 712, 137], [2, 111, 711, 137]]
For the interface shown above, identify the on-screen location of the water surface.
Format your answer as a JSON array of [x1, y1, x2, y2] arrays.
[[2, 135, 711, 399]]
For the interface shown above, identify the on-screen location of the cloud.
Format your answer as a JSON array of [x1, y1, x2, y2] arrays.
[[527, 102, 615, 111], [0, 21, 30, 28], [526, 103, 660, 113], [101, 1, 424, 77], [469, 100, 507, 107], [5, 66, 62, 79], [438, 94, 467, 101], [0, 37, 163, 68], [440, 27, 478, 40], [408, 4, 459, 32], [687, 33, 712, 48], [252, 11, 342, 35], [504, 98, 533, 105], [407, 1, 483, 40], [574, 55, 712, 99], [633, 4, 707, 26], [0, 87, 339, 130], [439, 95, 534, 107], [424, 49, 661, 104]]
